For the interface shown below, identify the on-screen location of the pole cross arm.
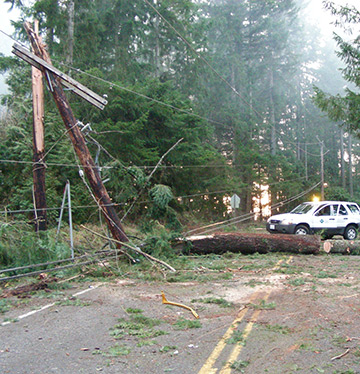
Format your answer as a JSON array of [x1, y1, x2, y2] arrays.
[[12, 43, 108, 110]]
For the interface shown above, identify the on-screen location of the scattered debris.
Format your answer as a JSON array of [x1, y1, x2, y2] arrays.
[[1, 279, 56, 298]]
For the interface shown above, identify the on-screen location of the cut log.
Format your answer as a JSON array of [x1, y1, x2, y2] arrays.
[[323, 240, 360, 255], [177, 233, 320, 255]]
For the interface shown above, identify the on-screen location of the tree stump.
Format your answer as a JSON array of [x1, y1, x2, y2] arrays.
[[323, 240, 360, 255]]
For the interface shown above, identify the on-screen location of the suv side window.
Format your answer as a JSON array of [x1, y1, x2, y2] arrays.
[[315, 205, 331, 216], [331, 204, 339, 216], [339, 204, 348, 216], [348, 204, 360, 214]]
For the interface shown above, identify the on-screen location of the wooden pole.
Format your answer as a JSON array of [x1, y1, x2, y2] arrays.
[[31, 20, 47, 231], [24, 22, 129, 246]]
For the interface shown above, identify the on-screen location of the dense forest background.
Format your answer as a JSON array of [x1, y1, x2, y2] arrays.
[[0, 0, 359, 231]]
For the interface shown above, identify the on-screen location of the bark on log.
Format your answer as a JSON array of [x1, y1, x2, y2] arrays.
[[177, 233, 320, 255], [323, 240, 360, 255]]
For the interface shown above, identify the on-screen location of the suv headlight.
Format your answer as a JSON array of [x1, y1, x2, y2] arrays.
[[281, 218, 293, 225]]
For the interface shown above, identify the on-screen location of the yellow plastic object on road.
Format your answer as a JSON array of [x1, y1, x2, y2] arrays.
[[161, 291, 199, 319]]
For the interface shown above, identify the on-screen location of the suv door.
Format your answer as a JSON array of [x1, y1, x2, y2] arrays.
[[312, 204, 338, 232], [336, 203, 350, 230]]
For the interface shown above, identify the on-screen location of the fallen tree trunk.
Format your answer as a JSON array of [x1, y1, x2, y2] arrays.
[[177, 233, 320, 255], [323, 240, 360, 255]]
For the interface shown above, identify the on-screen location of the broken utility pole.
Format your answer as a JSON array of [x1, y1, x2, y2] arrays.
[[21, 22, 128, 247], [31, 21, 47, 231]]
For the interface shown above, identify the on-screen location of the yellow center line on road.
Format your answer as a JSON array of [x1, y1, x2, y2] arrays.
[[272, 255, 293, 271], [197, 290, 262, 374], [219, 292, 271, 374], [220, 256, 294, 373], [198, 257, 293, 374]]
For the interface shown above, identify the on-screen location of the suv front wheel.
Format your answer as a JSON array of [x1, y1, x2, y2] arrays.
[[294, 225, 310, 235], [344, 225, 358, 240]]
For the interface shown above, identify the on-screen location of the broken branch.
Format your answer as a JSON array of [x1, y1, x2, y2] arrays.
[[331, 348, 350, 361], [81, 225, 176, 273]]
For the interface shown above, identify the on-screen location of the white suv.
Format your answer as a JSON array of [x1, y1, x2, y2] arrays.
[[266, 201, 360, 240]]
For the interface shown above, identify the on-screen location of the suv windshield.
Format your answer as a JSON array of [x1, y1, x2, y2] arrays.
[[291, 203, 317, 214]]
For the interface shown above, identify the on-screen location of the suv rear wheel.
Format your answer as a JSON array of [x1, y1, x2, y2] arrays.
[[294, 225, 310, 235], [344, 225, 358, 240]]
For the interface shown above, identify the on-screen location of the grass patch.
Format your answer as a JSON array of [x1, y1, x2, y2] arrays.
[[131, 314, 162, 327], [338, 283, 353, 287], [136, 340, 156, 347], [106, 343, 131, 357], [288, 278, 306, 286], [36, 290, 66, 299], [332, 335, 347, 346], [244, 279, 269, 288], [275, 264, 302, 275], [0, 299, 11, 314], [192, 297, 233, 308], [297, 342, 319, 352], [160, 345, 177, 353], [263, 323, 291, 335], [227, 330, 245, 345], [173, 317, 202, 330], [110, 313, 166, 342], [316, 271, 337, 279], [250, 300, 276, 310], [55, 298, 91, 307], [230, 360, 250, 372], [126, 308, 143, 314]]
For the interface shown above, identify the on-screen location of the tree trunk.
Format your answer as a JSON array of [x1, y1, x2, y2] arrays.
[[154, 11, 161, 78], [340, 128, 345, 188], [177, 233, 320, 255], [305, 143, 308, 181], [320, 140, 324, 200], [269, 68, 276, 156], [349, 133, 353, 197], [66, 0, 75, 67], [323, 239, 360, 255]]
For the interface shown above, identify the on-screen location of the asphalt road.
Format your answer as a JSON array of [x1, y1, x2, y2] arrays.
[[1, 254, 360, 374]]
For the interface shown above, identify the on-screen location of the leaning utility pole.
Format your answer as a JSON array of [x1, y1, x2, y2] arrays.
[[31, 21, 47, 231], [23, 22, 128, 246]]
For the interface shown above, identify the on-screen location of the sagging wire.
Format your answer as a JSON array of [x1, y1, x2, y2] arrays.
[[185, 181, 321, 237]]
